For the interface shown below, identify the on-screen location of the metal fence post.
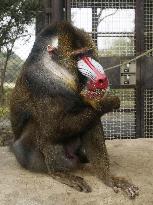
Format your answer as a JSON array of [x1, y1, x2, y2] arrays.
[[135, 0, 145, 138], [65, 0, 71, 22], [52, 0, 64, 22]]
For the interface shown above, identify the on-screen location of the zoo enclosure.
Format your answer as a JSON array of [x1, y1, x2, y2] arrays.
[[0, 0, 153, 140]]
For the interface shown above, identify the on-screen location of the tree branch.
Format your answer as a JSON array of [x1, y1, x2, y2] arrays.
[[98, 9, 118, 25]]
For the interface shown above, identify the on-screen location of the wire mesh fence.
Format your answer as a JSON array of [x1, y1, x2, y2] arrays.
[[0, 24, 35, 145], [0, 0, 153, 144], [71, 0, 136, 56], [144, 89, 153, 138], [101, 89, 136, 139], [71, 0, 137, 139], [144, 0, 153, 56]]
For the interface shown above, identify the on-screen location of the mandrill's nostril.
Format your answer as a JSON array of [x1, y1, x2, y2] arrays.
[[98, 78, 106, 84], [98, 79, 104, 84]]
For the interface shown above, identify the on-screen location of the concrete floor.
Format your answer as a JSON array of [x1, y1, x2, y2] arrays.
[[0, 139, 153, 205]]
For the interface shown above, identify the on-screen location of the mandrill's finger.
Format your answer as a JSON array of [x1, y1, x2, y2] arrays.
[[125, 186, 139, 199], [113, 186, 120, 193], [112, 96, 120, 109]]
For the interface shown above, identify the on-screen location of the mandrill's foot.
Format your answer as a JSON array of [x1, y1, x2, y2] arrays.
[[50, 172, 92, 193], [109, 176, 139, 199]]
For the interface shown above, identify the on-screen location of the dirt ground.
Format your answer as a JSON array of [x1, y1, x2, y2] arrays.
[[0, 139, 153, 205]]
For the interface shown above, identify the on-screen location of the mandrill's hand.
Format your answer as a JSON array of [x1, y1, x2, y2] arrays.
[[97, 95, 120, 114], [81, 90, 120, 115], [104, 95, 120, 109]]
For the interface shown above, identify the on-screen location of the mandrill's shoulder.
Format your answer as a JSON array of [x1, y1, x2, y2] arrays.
[[19, 64, 84, 111]]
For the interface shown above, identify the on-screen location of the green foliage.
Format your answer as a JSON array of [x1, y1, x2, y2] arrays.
[[0, 0, 40, 48], [0, 86, 11, 116], [0, 87, 13, 117], [0, 106, 9, 117], [1, 86, 13, 104], [0, 51, 23, 82]]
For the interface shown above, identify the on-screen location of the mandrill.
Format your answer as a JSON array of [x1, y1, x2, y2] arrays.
[[10, 21, 139, 199]]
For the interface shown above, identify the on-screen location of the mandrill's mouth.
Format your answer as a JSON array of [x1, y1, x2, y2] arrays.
[[80, 87, 108, 100], [87, 76, 109, 91]]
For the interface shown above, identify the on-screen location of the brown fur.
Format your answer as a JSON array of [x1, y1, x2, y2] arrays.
[[10, 22, 138, 198]]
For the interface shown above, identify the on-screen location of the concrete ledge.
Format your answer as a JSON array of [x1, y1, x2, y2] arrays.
[[0, 139, 153, 205]]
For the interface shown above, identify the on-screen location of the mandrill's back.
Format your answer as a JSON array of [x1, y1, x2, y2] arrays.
[[10, 21, 95, 142], [10, 66, 64, 143], [10, 71, 32, 140], [10, 74, 65, 142], [9, 22, 80, 142]]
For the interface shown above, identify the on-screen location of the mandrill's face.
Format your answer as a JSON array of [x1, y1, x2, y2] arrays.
[[77, 55, 109, 100], [47, 43, 109, 100]]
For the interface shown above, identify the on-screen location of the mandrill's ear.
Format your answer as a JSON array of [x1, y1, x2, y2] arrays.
[[70, 47, 94, 59], [47, 45, 58, 54], [47, 45, 59, 61]]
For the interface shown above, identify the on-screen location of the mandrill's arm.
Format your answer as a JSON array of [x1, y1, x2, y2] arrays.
[[24, 61, 119, 139], [59, 94, 120, 138]]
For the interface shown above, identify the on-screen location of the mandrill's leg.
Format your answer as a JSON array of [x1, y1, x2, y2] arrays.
[[42, 143, 91, 193], [82, 121, 110, 182], [83, 121, 139, 199]]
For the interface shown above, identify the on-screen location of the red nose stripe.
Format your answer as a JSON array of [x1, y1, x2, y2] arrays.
[[82, 56, 102, 77]]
